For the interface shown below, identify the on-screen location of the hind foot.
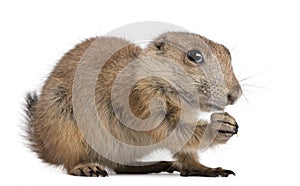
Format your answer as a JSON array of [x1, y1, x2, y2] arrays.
[[69, 164, 108, 177]]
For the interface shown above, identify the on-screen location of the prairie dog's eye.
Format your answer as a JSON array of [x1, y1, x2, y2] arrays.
[[187, 49, 204, 64]]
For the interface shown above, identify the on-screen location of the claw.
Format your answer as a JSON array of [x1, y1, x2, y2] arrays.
[[69, 164, 108, 177]]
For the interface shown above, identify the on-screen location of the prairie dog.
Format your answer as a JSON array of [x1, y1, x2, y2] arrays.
[[24, 32, 242, 177]]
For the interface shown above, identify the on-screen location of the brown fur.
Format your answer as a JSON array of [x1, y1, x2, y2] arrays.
[[24, 32, 242, 177]]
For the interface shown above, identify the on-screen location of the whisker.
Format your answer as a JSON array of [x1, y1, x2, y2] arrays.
[[241, 88, 257, 94], [238, 70, 267, 83], [240, 84, 268, 89], [241, 92, 249, 104], [238, 74, 258, 82], [230, 42, 239, 53]]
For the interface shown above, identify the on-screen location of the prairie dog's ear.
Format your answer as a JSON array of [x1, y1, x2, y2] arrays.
[[154, 37, 166, 52], [155, 41, 165, 51]]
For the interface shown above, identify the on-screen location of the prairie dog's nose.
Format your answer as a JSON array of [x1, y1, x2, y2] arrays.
[[227, 86, 242, 105]]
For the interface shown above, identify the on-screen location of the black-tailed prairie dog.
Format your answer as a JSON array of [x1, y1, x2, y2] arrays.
[[24, 32, 242, 177]]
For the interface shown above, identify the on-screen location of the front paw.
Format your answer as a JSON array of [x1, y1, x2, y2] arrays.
[[210, 112, 238, 142]]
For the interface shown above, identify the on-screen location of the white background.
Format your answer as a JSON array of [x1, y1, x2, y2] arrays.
[[1, 0, 299, 185]]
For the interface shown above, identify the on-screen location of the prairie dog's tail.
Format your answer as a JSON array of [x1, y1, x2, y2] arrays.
[[23, 92, 39, 153]]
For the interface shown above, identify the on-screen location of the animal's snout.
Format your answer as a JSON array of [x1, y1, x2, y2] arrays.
[[227, 86, 242, 105]]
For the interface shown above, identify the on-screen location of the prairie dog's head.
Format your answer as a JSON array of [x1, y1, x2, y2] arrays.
[[143, 32, 242, 112]]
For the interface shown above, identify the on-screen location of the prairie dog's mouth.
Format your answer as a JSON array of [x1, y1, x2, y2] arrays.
[[196, 110, 224, 124], [197, 111, 214, 123], [206, 104, 225, 111], [196, 104, 225, 124]]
